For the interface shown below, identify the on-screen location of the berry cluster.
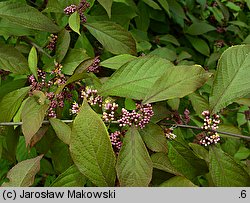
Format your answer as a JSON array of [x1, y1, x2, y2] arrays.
[[118, 103, 154, 129], [46, 34, 58, 51], [69, 88, 153, 130], [87, 56, 101, 73], [102, 102, 119, 122], [28, 70, 52, 93], [183, 109, 190, 124], [199, 133, 220, 146], [52, 62, 66, 85], [46, 91, 69, 118], [166, 109, 190, 125], [81, 87, 103, 107], [201, 110, 220, 131], [199, 110, 221, 146], [109, 131, 123, 155], [214, 39, 225, 48], [164, 127, 177, 140], [70, 102, 80, 115], [28, 64, 72, 118], [64, 4, 77, 15], [64, 0, 90, 23]]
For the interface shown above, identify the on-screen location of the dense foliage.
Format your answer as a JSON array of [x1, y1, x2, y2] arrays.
[[0, 0, 250, 187]]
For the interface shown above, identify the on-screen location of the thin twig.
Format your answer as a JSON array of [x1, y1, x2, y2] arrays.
[[163, 123, 250, 141], [20, 36, 52, 58], [1, 120, 249, 141], [0, 120, 73, 126]]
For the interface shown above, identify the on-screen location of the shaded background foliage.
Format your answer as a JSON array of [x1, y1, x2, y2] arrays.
[[0, 0, 250, 187]]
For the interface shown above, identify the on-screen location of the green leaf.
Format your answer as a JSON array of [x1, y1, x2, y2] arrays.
[[116, 126, 153, 186], [160, 176, 197, 187], [124, 98, 136, 110], [167, 0, 187, 19], [91, 2, 137, 27], [186, 22, 216, 35], [246, 0, 250, 10], [135, 1, 150, 31], [0, 44, 29, 74], [85, 21, 136, 55], [159, 34, 180, 46], [0, 18, 36, 36], [97, 0, 113, 18], [151, 152, 181, 175], [225, 2, 241, 12], [142, 0, 161, 10], [188, 92, 209, 115], [28, 46, 38, 80], [150, 102, 170, 123], [234, 146, 250, 161], [209, 146, 250, 186], [56, 29, 71, 63], [0, 87, 30, 122], [2, 155, 43, 187], [16, 137, 37, 162], [140, 123, 168, 153], [70, 101, 116, 186], [50, 118, 71, 145], [50, 139, 73, 174], [75, 32, 95, 57], [208, 7, 224, 24], [100, 56, 173, 99], [177, 51, 192, 62], [168, 141, 208, 181], [187, 36, 210, 56], [143, 65, 212, 104], [167, 98, 180, 110], [229, 21, 249, 29], [100, 54, 137, 70], [69, 11, 81, 35], [210, 45, 250, 113], [189, 143, 209, 162], [157, 0, 170, 15], [149, 47, 177, 61], [21, 95, 49, 146], [62, 48, 90, 75], [0, 137, 3, 160], [0, 126, 19, 163], [0, 79, 26, 100], [0, 2, 60, 32], [196, 0, 206, 9], [50, 165, 87, 187], [55, 72, 89, 95]]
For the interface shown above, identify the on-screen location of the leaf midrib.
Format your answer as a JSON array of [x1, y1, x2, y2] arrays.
[[85, 22, 132, 47], [20, 158, 40, 186], [101, 75, 158, 94], [144, 72, 209, 103], [210, 147, 230, 186]]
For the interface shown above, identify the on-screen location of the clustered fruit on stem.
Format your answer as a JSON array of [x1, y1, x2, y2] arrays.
[[81, 86, 103, 107], [46, 34, 58, 51], [199, 110, 221, 146], [64, 0, 90, 24], [117, 103, 154, 129], [69, 87, 155, 154], [102, 101, 119, 122], [109, 131, 124, 155], [28, 63, 73, 118], [87, 56, 101, 73], [164, 127, 177, 140]]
